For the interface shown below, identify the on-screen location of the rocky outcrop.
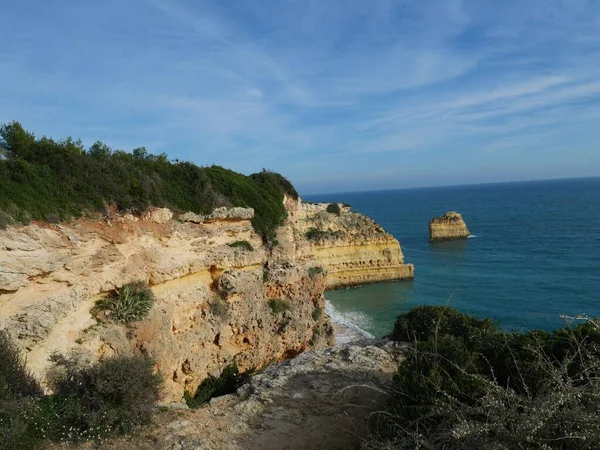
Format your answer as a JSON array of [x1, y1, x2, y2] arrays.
[[80, 340, 407, 450], [295, 201, 414, 289], [0, 211, 333, 401], [429, 211, 471, 242], [0, 198, 412, 402]]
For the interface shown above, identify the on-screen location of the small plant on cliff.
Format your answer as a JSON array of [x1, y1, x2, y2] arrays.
[[262, 269, 269, 283], [184, 363, 251, 408], [228, 240, 254, 251], [305, 228, 328, 241], [209, 299, 229, 319], [312, 306, 323, 322], [326, 203, 341, 216], [308, 266, 324, 277], [0, 210, 14, 230], [268, 298, 292, 314], [93, 281, 155, 324]]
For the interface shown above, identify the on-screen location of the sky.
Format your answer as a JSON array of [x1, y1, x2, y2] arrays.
[[1, 0, 599, 194]]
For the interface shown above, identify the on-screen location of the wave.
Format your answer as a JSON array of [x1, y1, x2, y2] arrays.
[[467, 234, 477, 238], [325, 300, 375, 344]]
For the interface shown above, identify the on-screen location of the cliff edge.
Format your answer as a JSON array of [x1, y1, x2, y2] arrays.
[[429, 211, 471, 242], [0, 199, 413, 402], [296, 202, 414, 289]]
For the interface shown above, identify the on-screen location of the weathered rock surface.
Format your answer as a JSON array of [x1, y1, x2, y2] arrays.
[[0, 198, 413, 402], [429, 211, 471, 242], [63, 340, 406, 450], [295, 201, 414, 289], [0, 212, 332, 401]]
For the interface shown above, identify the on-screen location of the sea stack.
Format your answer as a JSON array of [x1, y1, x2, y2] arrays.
[[429, 211, 471, 242]]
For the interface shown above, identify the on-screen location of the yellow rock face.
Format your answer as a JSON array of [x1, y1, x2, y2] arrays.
[[429, 211, 471, 242], [295, 201, 414, 289], [0, 200, 414, 401]]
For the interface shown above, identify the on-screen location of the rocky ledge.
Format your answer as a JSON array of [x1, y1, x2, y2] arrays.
[[75, 339, 406, 450], [429, 211, 471, 242]]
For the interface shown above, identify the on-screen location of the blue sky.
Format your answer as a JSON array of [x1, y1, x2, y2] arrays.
[[1, 0, 599, 194]]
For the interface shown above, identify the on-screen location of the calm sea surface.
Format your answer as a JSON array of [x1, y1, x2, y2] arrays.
[[304, 177, 600, 337]]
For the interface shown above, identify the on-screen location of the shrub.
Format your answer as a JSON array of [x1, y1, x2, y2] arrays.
[[371, 307, 600, 450], [0, 330, 42, 400], [262, 269, 269, 283], [312, 306, 323, 321], [228, 240, 254, 251], [309, 327, 321, 346], [0, 122, 295, 242], [326, 203, 341, 215], [93, 281, 155, 324], [0, 210, 14, 230], [389, 304, 498, 344], [209, 299, 229, 319], [48, 354, 162, 440], [184, 363, 251, 408], [44, 212, 60, 224], [268, 298, 292, 314], [308, 266, 324, 277]]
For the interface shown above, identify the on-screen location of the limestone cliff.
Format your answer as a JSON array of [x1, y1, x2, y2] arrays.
[[429, 211, 471, 242], [0, 198, 413, 401], [0, 209, 333, 401], [294, 201, 414, 289]]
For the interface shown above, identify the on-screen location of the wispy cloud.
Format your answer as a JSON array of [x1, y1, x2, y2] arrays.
[[0, 0, 599, 193]]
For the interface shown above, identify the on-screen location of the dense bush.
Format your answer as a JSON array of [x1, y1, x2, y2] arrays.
[[184, 363, 251, 408], [47, 354, 163, 440], [209, 299, 229, 319], [326, 203, 341, 215], [0, 331, 161, 447], [0, 331, 42, 400], [93, 281, 155, 324], [370, 306, 600, 449], [0, 122, 295, 241], [228, 240, 254, 251], [268, 298, 292, 314]]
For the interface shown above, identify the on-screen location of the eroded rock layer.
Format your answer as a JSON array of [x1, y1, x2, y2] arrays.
[[0, 198, 413, 401], [429, 211, 471, 242], [295, 201, 414, 289]]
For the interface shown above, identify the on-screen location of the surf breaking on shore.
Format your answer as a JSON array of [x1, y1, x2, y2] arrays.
[[325, 299, 375, 345]]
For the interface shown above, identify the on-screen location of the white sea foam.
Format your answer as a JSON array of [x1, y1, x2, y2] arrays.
[[467, 234, 477, 238], [325, 300, 375, 345]]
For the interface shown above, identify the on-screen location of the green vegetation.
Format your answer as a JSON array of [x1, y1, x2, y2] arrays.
[[308, 266, 324, 277], [309, 327, 321, 346], [93, 281, 155, 324], [326, 203, 341, 215], [0, 121, 295, 241], [305, 228, 344, 241], [268, 298, 292, 314], [46, 353, 162, 440], [184, 363, 251, 408], [0, 330, 161, 448], [262, 269, 269, 283], [371, 306, 600, 449], [228, 240, 254, 251], [312, 306, 323, 322], [209, 299, 229, 319]]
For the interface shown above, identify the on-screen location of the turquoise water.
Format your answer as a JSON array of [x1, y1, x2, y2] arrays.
[[304, 177, 600, 337]]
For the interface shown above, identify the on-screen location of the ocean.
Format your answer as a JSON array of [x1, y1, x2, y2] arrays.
[[304, 177, 600, 338]]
